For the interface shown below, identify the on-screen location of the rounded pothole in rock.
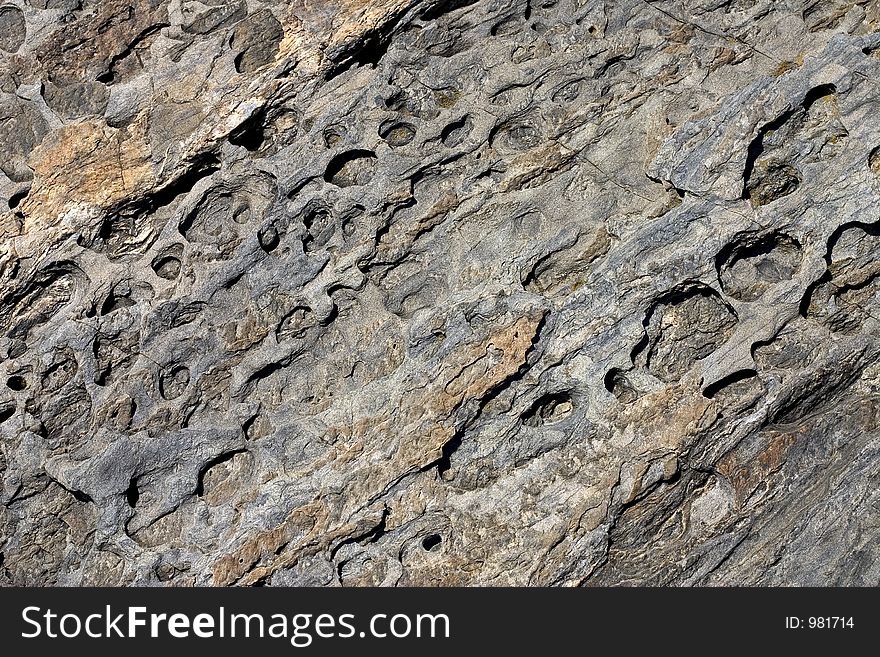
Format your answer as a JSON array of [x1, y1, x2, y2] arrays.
[[635, 284, 738, 383], [379, 121, 416, 147], [159, 365, 190, 400], [6, 374, 26, 391], [522, 392, 574, 427], [152, 253, 183, 280], [324, 150, 378, 187], [745, 161, 801, 207], [716, 231, 803, 302], [422, 534, 442, 552], [604, 368, 640, 404]]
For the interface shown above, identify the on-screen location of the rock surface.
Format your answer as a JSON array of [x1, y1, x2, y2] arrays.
[[1, 0, 879, 586]]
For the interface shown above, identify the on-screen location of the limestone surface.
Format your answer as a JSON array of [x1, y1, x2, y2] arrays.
[[1, 0, 879, 586]]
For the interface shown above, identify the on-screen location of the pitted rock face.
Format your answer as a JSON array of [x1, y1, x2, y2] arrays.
[[0, 6, 25, 54], [1, 0, 879, 586]]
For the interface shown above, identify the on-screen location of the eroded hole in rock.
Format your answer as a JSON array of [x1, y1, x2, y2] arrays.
[[422, 534, 442, 551], [231, 200, 253, 224], [159, 365, 190, 400], [8, 187, 29, 210], [702, 369, 760, 399], [635, 285, 738, 383], [301, 203, 335, 252], [3, 263, 82, 344], [277, 305, 316, 342], [802, 221, 880, 332], [752, 324, 816, 371], [551, 78, 586, 104], [716, 231, 803, 301], [232, 9, 283, 74], [423, 27, 472, 58], [97, 395, 137, 432], [604, 368, 639, 404], [100, 287, 135, 315], [323, 124, 347, 147], [441, 115, 472, 147], [151, 247, 184, 281], [0, 404, 15, 423], [230, 106, 300, 156], [491, 13, 526, 37], [380, 263, 449, 319], [434, 87, 462, 108], [178, 175, 274, 259], [379, 120, 416, 147], [521, 226, 611, 297], [341, 205, 363, 239], [745, 161, 800, 207], [382, 90, 409, 113], [324, 150, 378, 187], [229, 109, 268, 152], [243, 412, 272, 440], [490, 118, 543, 154], [869, 145, 880, 177], [828, 221, 880, 265], [522, 392, 574, 426], [491, 83, 532, 106], [258, 225, 280, 253], [180, 195, 232, 240], [195, 449, 248, 497], [807, 279, 880, 334], [742, 84, 843, 206], [803, 1, 848, 32], [6, 375, 26, 391], [798, 270, 832, 320], [84, 209, 161, 261], [125, 477, 140, 508]]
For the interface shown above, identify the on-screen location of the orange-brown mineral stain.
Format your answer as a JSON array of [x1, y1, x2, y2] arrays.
[[23, 116, 153, 228]]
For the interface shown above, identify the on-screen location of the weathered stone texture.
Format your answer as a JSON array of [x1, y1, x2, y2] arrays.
[[1, 0, 879, 586]]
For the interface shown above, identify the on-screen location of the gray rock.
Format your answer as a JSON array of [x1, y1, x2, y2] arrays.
[[0, 0, 878, 586]]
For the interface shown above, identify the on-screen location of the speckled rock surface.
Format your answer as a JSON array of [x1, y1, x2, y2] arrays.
[[1, 0, 879, 586]]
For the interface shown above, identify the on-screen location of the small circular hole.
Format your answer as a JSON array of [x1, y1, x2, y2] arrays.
[[6, 375, 26, 391], [152, 255, 182, 280], [422, 534, 442, 551]]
